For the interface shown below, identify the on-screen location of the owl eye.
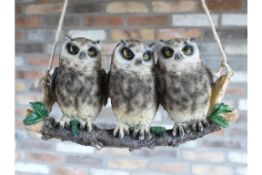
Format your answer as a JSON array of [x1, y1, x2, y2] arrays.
[[87, 47, 98, 57], [143, 51, 152, 61], [182, 45, 194, 56], [121, 47, 134, 60], [161, 47, 174, 59], [67, 42, 79, 55]]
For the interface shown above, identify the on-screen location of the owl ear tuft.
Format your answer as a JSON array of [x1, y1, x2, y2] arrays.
[[96, 40, 101, 45], [120, 40, 127, 44], [65, 34, 72, 41], [148, 42, 156, 48], [190, 37, 196, 42]]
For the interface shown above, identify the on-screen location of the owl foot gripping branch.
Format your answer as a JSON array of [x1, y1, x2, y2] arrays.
[[23, 0, 239, 150]]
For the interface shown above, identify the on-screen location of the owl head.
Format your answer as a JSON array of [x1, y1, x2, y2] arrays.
[[60, 33, 102, 71], [156, 38, 201, 71], [110, 39, 156, 72]]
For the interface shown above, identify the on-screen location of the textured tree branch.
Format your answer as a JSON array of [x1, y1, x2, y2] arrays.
[[25, 111, 238, 150]]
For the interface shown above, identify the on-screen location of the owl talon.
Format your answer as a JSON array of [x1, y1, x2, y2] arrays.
[[59, 116, 71, 128], [197, 121, 204, 132], [183, 125, 190, 133], [133, 125, 151, 140], [202, 119, 209, 127], [172, 125, 185, 137], [86, 122, 93, 132], [178, 126, 185, 137], [113, 123, 129, 138]]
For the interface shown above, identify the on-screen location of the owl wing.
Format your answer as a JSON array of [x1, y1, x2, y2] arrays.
[[100, 69, 109, 106], [204, 66, 215, 87], [51, 67, 59, 94]]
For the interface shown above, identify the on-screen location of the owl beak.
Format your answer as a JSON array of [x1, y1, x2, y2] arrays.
[[135, 59, 142, 65], [175, 53, 182, 60], [79, 51, 87, 60]]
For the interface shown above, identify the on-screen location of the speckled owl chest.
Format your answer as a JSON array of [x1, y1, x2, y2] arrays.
[[109, 69, 156, 114], [55, 66, 102, 108], [158, 66, 212, 115]]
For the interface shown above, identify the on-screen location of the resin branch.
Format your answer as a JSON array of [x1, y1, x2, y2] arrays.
[[25, 111, 238, 150]]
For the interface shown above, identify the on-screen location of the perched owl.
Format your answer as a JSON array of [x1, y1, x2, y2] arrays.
[[156, 38, 214, 137], [109, 39, 158, 140], [51, 33, 107, 132]]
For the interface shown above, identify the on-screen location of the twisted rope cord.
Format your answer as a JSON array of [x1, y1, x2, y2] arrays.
[[200, 0, 231, 72], [48, 0, 69, 72]]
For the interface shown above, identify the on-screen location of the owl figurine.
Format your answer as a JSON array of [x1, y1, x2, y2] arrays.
[[109, 39, 158, 140], [51, 33, 107, 132], [156, 38, 214, 137]]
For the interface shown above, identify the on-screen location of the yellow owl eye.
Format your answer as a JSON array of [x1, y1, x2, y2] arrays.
[[161, 47, 174, 59], [121, 47, 134, 60], [143, 51, 152, 61], [67, 42, 79, 55], [87, 47, 98, 57], [182, 45, 194, 56]]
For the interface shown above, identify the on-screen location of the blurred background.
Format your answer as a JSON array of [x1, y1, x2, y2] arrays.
[[15, 0, 247, 175]]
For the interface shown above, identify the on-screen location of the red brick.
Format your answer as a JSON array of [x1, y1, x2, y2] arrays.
[[25, 4, 62, 15], [192, 165, 233, 175], [202, 140, 241, 149], [226, 86, 246, 97], [206, 0, 243, 12], [16, 31, 26, 41], [182, 150, 225, 163], [16, 16, 41, 28], [153, 1, 199, 13], [128, 16, 168, 26], [107, 159, 147, 169], [85, 16, 124, 27], [16, 108, 27, 116], [148, 162, 189, 174], [111, 29, 154, 41], [157, 28, 203, 40], [106, 2, 148, 13], [18, 140, 54, 150], [28, 152, 63, 163], [16, 93, 41, 105], [27, 55, 59, 66], [16, 81, 27, 92], [53, 167, 86, 175], [16, 70, 45, 80]]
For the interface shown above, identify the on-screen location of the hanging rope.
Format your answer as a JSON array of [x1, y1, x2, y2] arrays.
[[200, 0, 232, 73], [48, 0, 69, 72]]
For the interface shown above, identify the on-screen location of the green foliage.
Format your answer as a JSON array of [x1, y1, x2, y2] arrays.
[[23, 101, 49, 125], [150, 126, 167, 137], [23, 112, 43, 125], [70, 118, 80, 136], [208, 103, 233, 128], [29, 102, 49, 117]]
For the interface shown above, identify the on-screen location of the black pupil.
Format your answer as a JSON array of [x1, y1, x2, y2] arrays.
[[88, 47, 97, 57], [183, 45, 193, 55], [162, 47, 174, 58], [122, 48, 134, 60], [143, 52, 151, 61], [67, 43, 79, 55]]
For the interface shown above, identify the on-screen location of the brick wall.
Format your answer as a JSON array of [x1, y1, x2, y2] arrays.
[[15, 0, 247, 175]]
